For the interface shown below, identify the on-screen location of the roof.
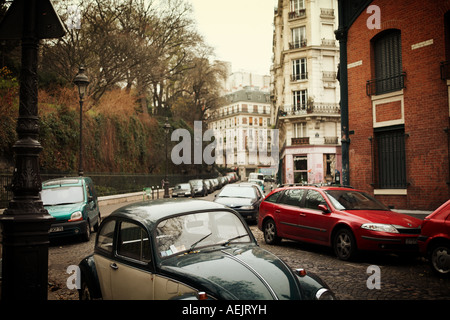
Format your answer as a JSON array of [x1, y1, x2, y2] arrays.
[[224, 87, 270, 104], [273, 184, 358, 192], [109, 198, 231, 229], [42, 176, 91, 188]]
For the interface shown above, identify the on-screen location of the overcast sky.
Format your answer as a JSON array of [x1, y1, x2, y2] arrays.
[[188, 0, 277, 76]]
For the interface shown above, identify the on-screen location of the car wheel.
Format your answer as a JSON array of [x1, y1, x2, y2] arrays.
[[93, 212, 101, 232], [79, 279, 94, 300], [82, 220, 91, 242], [263, 219, 280, 245], [430, 242, 450, 277], [333, 228, 356, 260]]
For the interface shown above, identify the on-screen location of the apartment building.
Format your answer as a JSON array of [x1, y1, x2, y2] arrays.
[[207, 86, 273, 178], [271, 0, 341, 184]]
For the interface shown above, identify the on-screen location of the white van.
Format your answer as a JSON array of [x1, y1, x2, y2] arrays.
[[248, 172, 264, 181]]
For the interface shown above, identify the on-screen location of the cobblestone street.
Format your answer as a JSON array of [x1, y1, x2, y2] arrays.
[[250, 226, 450, 300], [46, 198, 450, 300]]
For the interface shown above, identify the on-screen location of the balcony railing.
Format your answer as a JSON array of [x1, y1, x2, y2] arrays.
[[366, 72, 406, 96], [324, 136, 339, 144], [322, 71, 336, 81], [320, 8, 335, 18], [289, 40, 307, 50], [292, 137, 309, 145], [321, 39, 336, 47], [440, 61, 450, 80], [288, 9, 306, 20], [291, 73, 308, 81], [279, 103, 340, 117]]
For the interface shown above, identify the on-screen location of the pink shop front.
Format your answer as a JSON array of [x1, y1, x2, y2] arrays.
[[281, 145, 342, 185]]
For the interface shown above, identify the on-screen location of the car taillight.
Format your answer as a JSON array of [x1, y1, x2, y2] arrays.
[[198, 291, 207, 300], [295, 268, 307, 277]]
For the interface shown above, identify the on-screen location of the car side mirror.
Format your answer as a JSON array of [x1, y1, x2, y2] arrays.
[[318, 204, 330, 214]]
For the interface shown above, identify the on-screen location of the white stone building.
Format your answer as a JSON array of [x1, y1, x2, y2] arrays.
[[207, 86, 275, 178], [271, 0, 342, 184]]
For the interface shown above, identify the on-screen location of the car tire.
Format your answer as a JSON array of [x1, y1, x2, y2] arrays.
[[263, 219, 281, 245], [93, 212, 101, 232], [82, 220, 91, 242], [429, 242, 450, 277], [79, 280, 91, 300], [333, 228, 356, 261]]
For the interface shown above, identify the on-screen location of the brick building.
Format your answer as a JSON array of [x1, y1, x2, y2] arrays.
[[337, 0, 450, 210]]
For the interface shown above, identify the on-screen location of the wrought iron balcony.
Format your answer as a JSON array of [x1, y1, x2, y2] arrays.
[[291, 73, 308, 81], [288, 9, 306, 20], [366, 72, 406, 96], [289, 40, 307, 50], [279, 103, 340, 117], [291, 137, 309, 145]]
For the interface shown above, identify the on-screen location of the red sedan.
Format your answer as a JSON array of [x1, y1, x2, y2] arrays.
[[258, 186, 422, 260], [418, 200, 450, 277]]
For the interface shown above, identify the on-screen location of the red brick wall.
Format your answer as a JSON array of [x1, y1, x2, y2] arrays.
[[346, 0, 450, 210]]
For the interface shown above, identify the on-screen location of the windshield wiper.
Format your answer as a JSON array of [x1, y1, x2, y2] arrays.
[[222, 234, 248, 246], [188, 232, 212, 253]]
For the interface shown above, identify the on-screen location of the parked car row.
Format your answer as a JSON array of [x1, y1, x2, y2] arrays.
[[257, 185, 450, 277], [172, 173, 239, 198]]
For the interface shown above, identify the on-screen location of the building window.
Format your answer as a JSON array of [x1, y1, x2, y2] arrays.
[[290, 26, 306, 49], [290, 0, 305, 11], [293, 90, 307, 111], [289, 0, 306, 19], [369, 29, 404, 95], [292, 58, 307, 80], [294, 122, 307, 138], [294, 155, 308, 183], [375, 125, 407, 189]]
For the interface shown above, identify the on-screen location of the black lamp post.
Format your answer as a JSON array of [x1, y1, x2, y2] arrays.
[[0, 0, 66, 300], [163, 117, 171, 198], [73, 66, 90, 176]]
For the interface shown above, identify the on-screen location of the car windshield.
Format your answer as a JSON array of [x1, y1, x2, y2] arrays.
[[324, 190, 390, 211], [156, 211, 251, 258], [218, 186, 256, 198], [190, 180, 203, 186], [41, 186, 84, 206], [176, 184, 190, 189]]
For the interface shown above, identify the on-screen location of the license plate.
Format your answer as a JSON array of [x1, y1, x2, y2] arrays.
[[406, 238, 417, 245], [50, 226, 63, 233]]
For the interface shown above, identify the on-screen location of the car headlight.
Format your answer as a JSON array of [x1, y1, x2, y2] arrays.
[[316, 288, 335, 300], [241, 205, 254, 210], [361, 223, 399, 233], [69, 211, 83, 222]]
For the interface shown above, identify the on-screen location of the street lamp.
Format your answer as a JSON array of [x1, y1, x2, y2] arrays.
[[163, 117, 171, 198], [0, 0, 66, 300], [73, 66, 90, 176]]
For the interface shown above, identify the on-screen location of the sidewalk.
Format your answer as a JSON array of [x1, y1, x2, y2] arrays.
[[0, 187, 171, 215]]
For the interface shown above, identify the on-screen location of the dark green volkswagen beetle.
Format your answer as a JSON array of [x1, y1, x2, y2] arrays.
[[78, 199, 334, 300]]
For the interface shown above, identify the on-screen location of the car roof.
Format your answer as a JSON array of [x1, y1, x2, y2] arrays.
[[109, 198, 231, 229], [271, 185, 358, 193], [42, 176, 90, 188]]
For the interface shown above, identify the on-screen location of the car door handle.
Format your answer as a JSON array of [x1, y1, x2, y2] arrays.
[[110, 263, 119, 270], [299, 213, 306, 217], [275, 209, 281, 213]]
